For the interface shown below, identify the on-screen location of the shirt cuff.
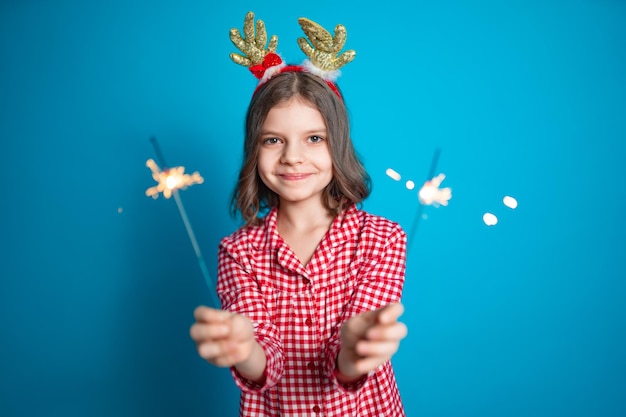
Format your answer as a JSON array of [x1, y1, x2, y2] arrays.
[[323, 337, 371, 393], [230, 323, 283, 394], [332, 368, 370, 392]]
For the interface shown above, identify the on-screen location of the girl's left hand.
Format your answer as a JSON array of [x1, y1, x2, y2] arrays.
[[189, 306, 256, 368]]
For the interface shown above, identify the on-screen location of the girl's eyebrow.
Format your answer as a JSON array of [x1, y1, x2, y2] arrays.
[[306, 128, 327, 135], [260, 127, 327, 136]]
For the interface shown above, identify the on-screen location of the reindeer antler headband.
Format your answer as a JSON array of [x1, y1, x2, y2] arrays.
[[229, 11, 355, 99]]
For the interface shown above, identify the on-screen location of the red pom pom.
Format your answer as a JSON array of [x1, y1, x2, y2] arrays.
[[248, 53, 283, 79], [263, 53, 282, 68], [249, 64, 265, 79]]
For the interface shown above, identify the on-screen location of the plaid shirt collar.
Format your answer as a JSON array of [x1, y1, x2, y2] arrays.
[[247, 204, 360, 276]]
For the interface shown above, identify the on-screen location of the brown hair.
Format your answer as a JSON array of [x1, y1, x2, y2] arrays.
[[230, 71, 370, 225]]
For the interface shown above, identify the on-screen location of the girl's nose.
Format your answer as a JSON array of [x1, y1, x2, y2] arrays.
[[280, 141, 304, 164]]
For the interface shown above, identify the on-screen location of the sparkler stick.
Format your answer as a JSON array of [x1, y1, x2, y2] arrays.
[[407, 148, 441, 250], [149, 136, 169, 169], [147, 137, 220, 308], [171, 190, 220, 307]]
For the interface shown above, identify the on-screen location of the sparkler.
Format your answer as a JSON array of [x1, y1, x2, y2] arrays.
[[146, 137, 220, 307], [407, 148, 452, 250]]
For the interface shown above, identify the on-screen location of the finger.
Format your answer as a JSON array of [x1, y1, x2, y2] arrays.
[[224, 315, 256, 346], [356, 339, 400, 357], [229, 313, 251, 331], [189, 322, 230, 342], [197, 340, 238, 366], [353, 356, 389, 376], [211, 353, 244, 368], [377, 303, 405, 325], [193, 306, 231, 323], [366, 321, 408, 342], [343, 310, 377, 341], [197, 338, 251, 368]]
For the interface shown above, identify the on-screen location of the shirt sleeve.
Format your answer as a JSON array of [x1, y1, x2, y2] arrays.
[[217, 236, 284, 393], [321, 219, 407, 391]]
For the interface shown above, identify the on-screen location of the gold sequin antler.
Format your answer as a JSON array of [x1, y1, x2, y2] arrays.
[[229, 11, 283, 80], [297, 18, 356, 79]]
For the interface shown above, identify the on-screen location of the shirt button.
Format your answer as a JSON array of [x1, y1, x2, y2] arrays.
[[312, 405, 321, 413], [307, 361, 315, 370], [305, 317, 313, 326], [302, 277, 310, 285]]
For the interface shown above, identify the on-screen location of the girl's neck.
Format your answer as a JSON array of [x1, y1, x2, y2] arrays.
[[276, 200, 334, 233], [276, 200, 335, 267]]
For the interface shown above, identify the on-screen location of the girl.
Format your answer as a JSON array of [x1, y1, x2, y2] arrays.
[[190, 13, 408, 416]]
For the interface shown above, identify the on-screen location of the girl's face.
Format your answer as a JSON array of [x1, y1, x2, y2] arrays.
[[257, 97, 333, 208]]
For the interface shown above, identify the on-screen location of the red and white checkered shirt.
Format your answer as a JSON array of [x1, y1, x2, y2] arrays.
[[217, 204, 407, 417]]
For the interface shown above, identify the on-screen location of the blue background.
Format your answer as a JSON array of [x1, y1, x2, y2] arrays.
[[1, 1, 625, 416]]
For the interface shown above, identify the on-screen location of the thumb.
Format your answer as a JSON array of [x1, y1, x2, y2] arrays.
[[377, 303, 404, 325]]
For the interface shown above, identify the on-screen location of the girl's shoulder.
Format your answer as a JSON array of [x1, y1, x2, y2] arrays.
[[219, 210, 276, 253], [352, 207, 406, 240], [338, 206, 406, 253], [220, 222, 266, 251], [341, 207, 406, 259]]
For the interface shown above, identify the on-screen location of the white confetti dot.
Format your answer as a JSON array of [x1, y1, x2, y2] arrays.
[[117, 207, 123, 214], [386, 168, 401, 181], [483, 212, 498, 226], [406, 180, 415, 190], [503, 196, 518, 209]]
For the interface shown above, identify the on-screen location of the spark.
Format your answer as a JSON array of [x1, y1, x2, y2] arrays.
[[145, 159, 204, 199], [418, 173, 452, 207]]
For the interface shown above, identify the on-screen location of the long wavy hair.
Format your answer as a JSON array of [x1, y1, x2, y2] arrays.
[[230, 71, 370, 225]]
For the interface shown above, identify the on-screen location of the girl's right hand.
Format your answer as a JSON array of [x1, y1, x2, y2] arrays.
[[189, 306, 256, 368], [336, 303, 408, 381]]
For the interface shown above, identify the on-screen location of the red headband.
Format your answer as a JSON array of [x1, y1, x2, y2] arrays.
[[249, 53, 343, 98], [229, 12, 354, 100]]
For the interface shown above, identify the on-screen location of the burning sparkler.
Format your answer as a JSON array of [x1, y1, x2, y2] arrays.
[[145, 137, 219, 307], [386, 148, 452, 251]]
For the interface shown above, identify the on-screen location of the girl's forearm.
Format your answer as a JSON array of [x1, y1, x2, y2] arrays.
[[235, 341, 268, 384], [335, 346, 364, 383]]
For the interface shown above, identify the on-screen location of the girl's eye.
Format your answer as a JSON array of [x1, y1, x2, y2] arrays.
[[262, 137, 281, 145], [308, 135, 324, 143]]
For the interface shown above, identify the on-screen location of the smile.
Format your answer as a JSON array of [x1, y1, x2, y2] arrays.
[[279, 173, 311, 180]]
